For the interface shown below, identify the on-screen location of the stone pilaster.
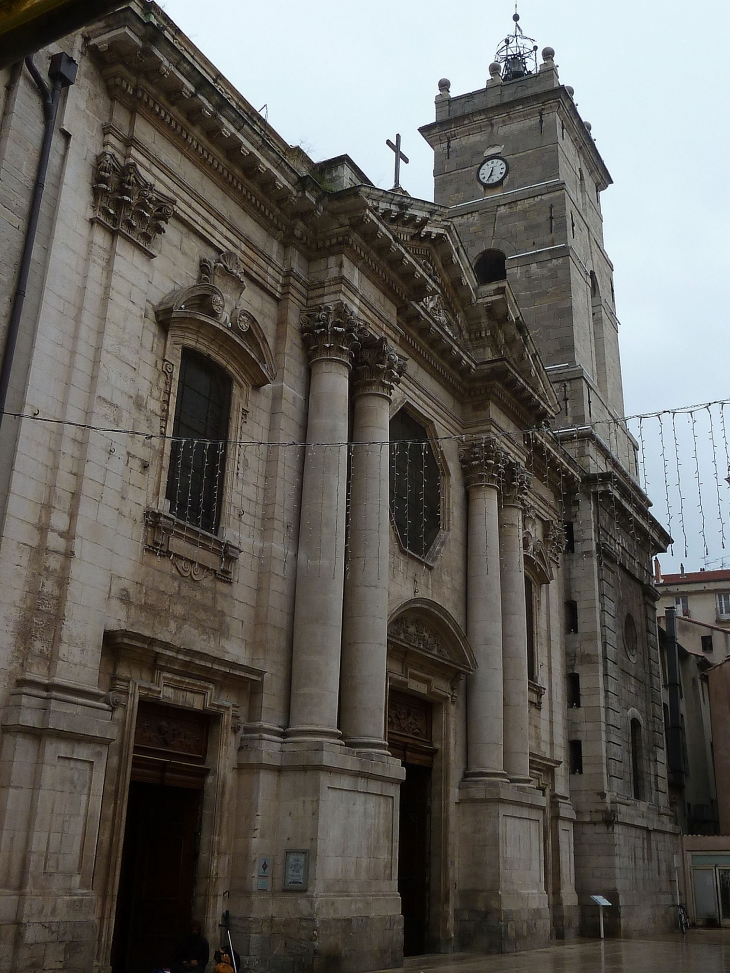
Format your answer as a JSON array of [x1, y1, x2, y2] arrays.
[[459, 437, 508, 778], [287, 302, 365, 742], [341, 337, 406, 751], [500, 459, 532, 782]]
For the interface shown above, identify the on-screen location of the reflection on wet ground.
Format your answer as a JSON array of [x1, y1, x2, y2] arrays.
[[386, 930, 730, 973]]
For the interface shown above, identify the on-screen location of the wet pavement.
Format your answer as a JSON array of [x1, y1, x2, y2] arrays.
[[388, 930, 730, 973]]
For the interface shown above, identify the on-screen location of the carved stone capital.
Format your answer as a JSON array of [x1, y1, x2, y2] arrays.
[[502, 459, 531, 507], [301, 302, 367, 367], [352, 336, 407, 398], [92, 151, 175, 254], [458, 437, 506, 491]]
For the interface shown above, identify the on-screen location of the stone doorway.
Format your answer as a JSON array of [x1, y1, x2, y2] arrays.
[[388, 690, 436, 955], [111, 702, 210, 973]]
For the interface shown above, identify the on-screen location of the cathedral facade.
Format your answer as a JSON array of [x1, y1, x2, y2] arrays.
[[0, 4, 676, 972]]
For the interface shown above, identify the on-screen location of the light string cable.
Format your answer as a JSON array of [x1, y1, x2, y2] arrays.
[[689, 408, 709, 557], [707, 404, 727, 551], [6, 396, 730, 448]]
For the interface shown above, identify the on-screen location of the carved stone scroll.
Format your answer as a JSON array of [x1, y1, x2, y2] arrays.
[[352, 335, 407, 398], [459, 436, 507, 491]]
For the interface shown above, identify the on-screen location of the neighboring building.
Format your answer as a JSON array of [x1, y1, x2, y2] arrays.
[[657, 565, 730, 632], [0, 6, 675, 973], [679, 657, 730, 926], [657, 612, 719, 835]]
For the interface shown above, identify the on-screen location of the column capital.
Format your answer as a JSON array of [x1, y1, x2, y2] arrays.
[[459, 436, 507, 491], [502, 459, 531, 507], [301, 301, 367, 367], [352, 336, 407, 398]]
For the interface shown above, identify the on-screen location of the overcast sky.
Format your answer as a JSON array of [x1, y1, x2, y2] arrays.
[[162, 0, 730, 569]]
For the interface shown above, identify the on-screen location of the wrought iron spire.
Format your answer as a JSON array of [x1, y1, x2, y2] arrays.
[[493, 9, 539, 81]]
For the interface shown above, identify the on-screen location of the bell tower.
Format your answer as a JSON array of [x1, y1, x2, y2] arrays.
[[420, 13, 625, 435], [422, 14, 677, 940]]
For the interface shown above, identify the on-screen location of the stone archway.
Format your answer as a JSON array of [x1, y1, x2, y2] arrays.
[[387, 600, 475, 955]]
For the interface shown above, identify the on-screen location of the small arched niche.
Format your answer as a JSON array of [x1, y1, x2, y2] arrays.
[[474, 249, 507, 286]]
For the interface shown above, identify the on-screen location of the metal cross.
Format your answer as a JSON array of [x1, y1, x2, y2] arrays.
[[386, 133, 409, 190]]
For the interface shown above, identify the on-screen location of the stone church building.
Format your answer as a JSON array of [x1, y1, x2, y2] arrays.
[[0, 4, 677, 971]]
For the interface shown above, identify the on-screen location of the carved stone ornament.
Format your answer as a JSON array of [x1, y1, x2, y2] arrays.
[[420, 293, 458, 338], [353, 335, 407, 398], [502, 459, 531, 507], [92, 150, 175, 253], [199, 250, 246, 286], [389, 614, 449, 660], [155, 253, 276, 387], [458, 436, 507, 491], [135, 701, 208, 761], [522, 506, 539, 555], [300, 302, 368, 367], [144, 508, 240, 582], [387, 695, 431, 742], [547, 519, 566, 564]]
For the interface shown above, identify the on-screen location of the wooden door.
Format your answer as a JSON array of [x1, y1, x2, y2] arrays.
[[398, 762, 432, 955], [112, 781, 203, 973]]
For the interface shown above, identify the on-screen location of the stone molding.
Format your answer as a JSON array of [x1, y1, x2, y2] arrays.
[[352, 336, 407, 398], [144, 508, 240, 582], [300, 302, 367, 367], [458, 436, 507, 491], [502, 459, 531, 507], [92, 150, 175, 254]]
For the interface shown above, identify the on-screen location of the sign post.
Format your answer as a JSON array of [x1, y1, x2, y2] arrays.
[[590, 894, 612, 939]]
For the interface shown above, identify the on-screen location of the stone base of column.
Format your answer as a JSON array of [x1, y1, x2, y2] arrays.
[[236, 743, 405, 973], [343, 736, 391, 755], [456, 778, 550, 952], [283, 724, 343, 745], [463, 769, 510, 782], [506, 773, 534, 786]]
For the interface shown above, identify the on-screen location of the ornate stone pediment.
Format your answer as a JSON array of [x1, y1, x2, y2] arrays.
[[92, 150, 175, 254], [156, 250, 276, 387], [388, 599, 476, 673]]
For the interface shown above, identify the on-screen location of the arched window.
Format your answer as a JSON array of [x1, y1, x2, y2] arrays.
[[165, 349, 232, 533], [630, 718, 643, 800], [474, 249, 507, 286], [389, 409, 441, 559], [525, 576, 536, 682]]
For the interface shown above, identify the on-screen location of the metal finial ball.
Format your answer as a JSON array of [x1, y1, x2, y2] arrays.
[[513, 12, 520, 21]]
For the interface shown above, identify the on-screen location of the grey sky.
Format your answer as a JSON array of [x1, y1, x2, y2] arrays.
[[163, 0, 730, 569]]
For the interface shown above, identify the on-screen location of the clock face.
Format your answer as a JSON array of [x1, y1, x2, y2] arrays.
[[477, 156, 509, 187]]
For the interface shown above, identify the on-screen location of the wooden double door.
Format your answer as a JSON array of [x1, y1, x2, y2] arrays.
[[111, 702, 210, 973], [388, 690, 436, 956]]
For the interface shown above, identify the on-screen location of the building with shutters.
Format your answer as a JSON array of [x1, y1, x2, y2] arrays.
[[0, 5, 677, 972]]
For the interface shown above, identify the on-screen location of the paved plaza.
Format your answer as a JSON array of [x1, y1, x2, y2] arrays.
[[391, 932, 730, 973]]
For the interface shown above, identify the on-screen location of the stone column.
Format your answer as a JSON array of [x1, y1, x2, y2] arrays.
[[500, 459, 532, 782], [459, 437, 508, 778], [287, 302, 364, 742], [341, 337, 406, 752]]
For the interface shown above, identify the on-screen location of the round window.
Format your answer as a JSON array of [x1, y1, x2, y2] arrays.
[[624, 613, 638, 660]]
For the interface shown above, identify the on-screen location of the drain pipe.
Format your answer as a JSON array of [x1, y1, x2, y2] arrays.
[[0, 51, 77, 431]]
